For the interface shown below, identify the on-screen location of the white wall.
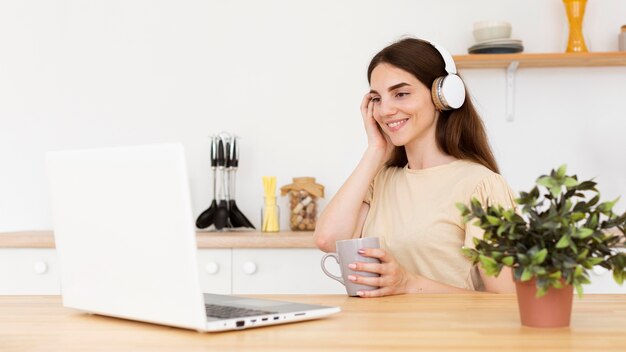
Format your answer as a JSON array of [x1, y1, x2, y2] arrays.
[[1, 0, 625, 287]]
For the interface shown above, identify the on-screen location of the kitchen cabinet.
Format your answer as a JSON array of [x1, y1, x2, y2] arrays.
[[3, 231, 623, 294], [0, 231, 344, 295], [196, 248, 344, 295], [196, 249, 232, 295], [231, 249, 343, 294], [0, 249, 61, 295]]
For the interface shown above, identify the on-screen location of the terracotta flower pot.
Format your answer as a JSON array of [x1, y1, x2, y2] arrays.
[[515, 278, 574, 328]]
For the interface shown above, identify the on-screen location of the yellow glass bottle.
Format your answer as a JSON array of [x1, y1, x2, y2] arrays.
[[563, 0, 588, 53]]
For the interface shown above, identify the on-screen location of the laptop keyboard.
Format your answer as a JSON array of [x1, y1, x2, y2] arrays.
[[204, 304, 277, 319]]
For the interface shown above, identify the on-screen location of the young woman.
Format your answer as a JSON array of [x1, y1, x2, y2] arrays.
[[314, 38, 516, 297]]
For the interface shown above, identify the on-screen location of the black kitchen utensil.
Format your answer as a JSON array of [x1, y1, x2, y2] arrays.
[[195, 137, 218, 229], [213, 138, 229, 230], [228, 138, 255, 229]]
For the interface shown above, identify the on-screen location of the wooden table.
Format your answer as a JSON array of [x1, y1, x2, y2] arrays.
[[2, 294, 625, 351], [0, 231, 317, 248]]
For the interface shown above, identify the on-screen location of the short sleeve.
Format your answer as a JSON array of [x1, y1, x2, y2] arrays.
[[363, 166, 389, 205], [464, 173, 517, 249]]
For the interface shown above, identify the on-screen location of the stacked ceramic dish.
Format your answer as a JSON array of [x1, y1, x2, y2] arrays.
[[468, 21, 523, 54]]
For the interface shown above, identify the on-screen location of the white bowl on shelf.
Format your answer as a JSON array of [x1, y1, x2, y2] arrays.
[[472, 21, 512, 42]]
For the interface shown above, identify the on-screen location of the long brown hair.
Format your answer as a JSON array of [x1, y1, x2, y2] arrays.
[[367, 38, 500, 174]]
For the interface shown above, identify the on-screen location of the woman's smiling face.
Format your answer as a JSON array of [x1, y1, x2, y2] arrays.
[[369, 63, 438, 147]]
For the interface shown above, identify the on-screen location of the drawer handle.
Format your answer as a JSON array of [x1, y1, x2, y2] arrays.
[[205, 262, 220, 275], [243, 261, 257, 275], [34, 261, 48, 275]]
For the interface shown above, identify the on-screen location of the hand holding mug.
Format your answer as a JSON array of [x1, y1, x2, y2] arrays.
[[321, 237, 381, 297], [348, 246, 413, 298]]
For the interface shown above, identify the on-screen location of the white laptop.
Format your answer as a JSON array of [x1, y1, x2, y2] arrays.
[[46, 143, 340, 332]]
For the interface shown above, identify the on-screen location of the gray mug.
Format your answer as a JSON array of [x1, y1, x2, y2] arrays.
[[321, 237, 381, 296]]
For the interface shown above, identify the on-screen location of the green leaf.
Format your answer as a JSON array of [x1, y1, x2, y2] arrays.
[[586, 257, 604, 266], [521, 268, 533, 282], [564, 177, 578, 188], [570, 212, 585, 222], [575, 283, 584, 298], [537, 176, 556, 188], [577, 181, 597, 191], [536, 285, 548, 298], [574, 265, 584, 277], [597, 197, 620, 215], [576, 228, 594, 239], [486, 215, 501, 226], [532, 248, 548, 265], [479, 255, 499, 276], [461, 247, 477, 260], [501, 256, 515, 266], [587, 213, 599, 228], [549, 186, 563, 198], [517, 253, 530, 266], [456, 203, 469, 217], [556, 235, 570, 249], [491, 251, 503, 260], [472, 237, 481, 247], [556, 164, 567, 178], [613, 270, 625, 285], [549, 270, 562, 280], [576, 248, 590, 261]]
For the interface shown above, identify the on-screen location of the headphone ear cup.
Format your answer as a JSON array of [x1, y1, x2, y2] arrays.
[[431, 76, 447, 111], [439, 74, 466, 110]]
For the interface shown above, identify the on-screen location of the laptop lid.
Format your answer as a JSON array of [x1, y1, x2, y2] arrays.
[[47, 143, 208, 331]]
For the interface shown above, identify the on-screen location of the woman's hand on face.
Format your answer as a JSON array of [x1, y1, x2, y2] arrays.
[[347, 247, 412, 297], [360, 93, 394, 161]]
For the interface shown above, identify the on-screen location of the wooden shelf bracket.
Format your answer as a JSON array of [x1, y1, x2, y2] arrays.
[[505, 61, 519, 122]]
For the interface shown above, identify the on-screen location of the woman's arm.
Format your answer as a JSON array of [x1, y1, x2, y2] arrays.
[[313, 151, 382, 252], [349, 248, 514, 296], [405, 267, 513, 294], [314, 93, 392, 252]]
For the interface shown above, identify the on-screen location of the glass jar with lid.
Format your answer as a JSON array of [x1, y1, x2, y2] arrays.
[[280, 177, 324, 231]]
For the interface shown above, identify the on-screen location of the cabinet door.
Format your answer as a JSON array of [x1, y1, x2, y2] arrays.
[[196, 249, 231, 294], [232, 248, 344, 294], [0, 249, 60, 295]]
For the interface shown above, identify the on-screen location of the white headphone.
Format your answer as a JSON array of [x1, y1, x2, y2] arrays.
[[427, 41, 466, 111]]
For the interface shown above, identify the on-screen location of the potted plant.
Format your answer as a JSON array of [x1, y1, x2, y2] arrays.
[[458, 165, 626, 328]]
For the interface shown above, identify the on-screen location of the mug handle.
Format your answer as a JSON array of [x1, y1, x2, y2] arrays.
[[321, 253, 344, 285]]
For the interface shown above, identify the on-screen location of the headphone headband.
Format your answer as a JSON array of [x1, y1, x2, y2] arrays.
[[426, 41, 458, 75], [421, 39, 465, 110]]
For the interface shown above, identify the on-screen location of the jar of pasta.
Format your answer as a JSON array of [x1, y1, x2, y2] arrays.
[[280, 177, 324, 231]]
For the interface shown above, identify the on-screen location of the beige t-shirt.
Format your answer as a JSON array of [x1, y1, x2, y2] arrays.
[[362, 159, 516, 291]]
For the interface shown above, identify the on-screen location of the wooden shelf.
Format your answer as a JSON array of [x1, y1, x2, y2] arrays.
[[0, 230, 317, 249], [452, 51, 626, 122], [453, 52, 626, 69]]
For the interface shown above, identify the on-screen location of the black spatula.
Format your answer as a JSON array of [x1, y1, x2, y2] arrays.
[[228, 138, 255, 229], [195, 137, 218, 229]]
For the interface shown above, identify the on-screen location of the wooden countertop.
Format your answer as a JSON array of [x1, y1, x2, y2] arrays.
[[0, 230, 316, 249], [2, 294, 626, 351]]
